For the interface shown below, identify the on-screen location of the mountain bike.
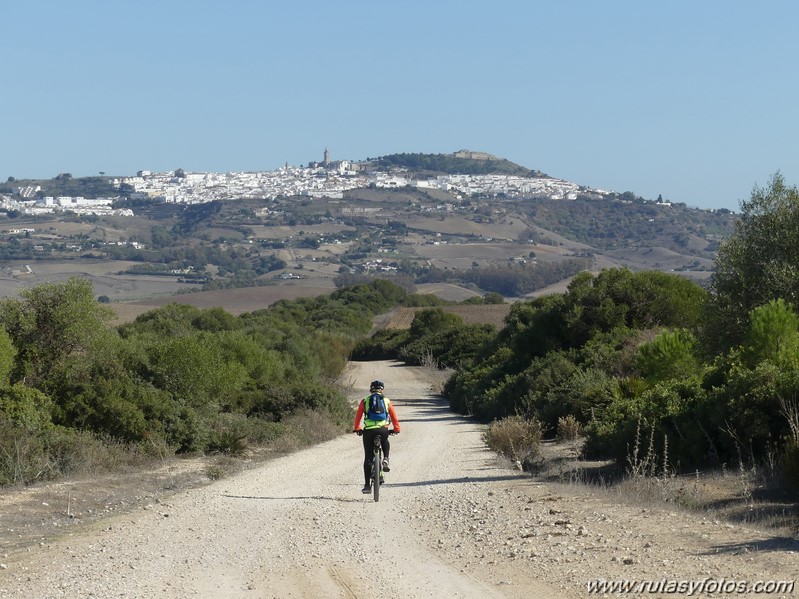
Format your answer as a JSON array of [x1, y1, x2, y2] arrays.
[[357, 429, 396, 502]]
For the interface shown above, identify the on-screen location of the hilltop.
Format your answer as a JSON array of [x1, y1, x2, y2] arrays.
[[366, 151, 546, 177]]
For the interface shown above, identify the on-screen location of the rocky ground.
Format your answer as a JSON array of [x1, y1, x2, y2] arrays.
[[0, 361, 797, 598]]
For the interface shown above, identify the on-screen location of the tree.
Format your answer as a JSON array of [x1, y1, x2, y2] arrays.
[[483, 292, 505, 304], [409, 308, 462, 338], [742, 299, 799, 367], [0, 328, 17, 385], [636, 329, 700, 384], [709, 172, 799, 349], [147, 334, 247, 412], [0, 278, 115, 387]]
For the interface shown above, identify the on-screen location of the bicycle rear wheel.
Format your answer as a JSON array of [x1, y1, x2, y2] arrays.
[[372, 447, 381, 502]]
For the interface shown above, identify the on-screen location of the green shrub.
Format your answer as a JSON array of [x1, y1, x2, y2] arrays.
[[207, 413, 251, 455], [409, 308, 462, 338], [287, 383, 353, 426], [701, 358, 799, 463], [168, 406, 212, 454], [584, 377, 709, 466], [636, 328, 700, 384], [351, 329, 408, 360], [0, 384, 54, 429], [399, 324, 495, 369], [246, 418, 287, 445], [0, 328, 17, 384], [445, 346, 515, 416]]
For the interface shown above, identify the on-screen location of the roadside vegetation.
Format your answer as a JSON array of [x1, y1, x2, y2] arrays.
[[361, 174, 799, 503], [0, 278, 408, 485]]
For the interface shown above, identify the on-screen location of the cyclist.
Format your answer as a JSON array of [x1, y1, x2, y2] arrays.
[[353, 380, 401, 494]]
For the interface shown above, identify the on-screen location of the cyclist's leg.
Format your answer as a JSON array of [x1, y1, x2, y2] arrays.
[[378, 427, 390, 458], [362, 429, 376, 485]]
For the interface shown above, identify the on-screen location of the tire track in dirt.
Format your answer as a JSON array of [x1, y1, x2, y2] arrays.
[[327, 565, 360, 598]]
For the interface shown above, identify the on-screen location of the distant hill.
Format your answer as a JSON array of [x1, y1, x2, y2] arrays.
[[0, 150, 740, 308], [0, 174, 119, 199], [523, 196, 735, 256], [367, 151, 545, 178]]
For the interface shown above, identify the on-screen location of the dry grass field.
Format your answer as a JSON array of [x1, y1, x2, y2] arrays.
[[0, 260, 188, 301], [247, 224, 356, 239], [381, 303, 512, 330], [109, 280, 337, 324], [402, 214, 529, 240], [414, 241, 537, 261], [605, 246, 714, 271], [3, 215, 160, 243], [414, 282, 483, 301], [111, 281, 510, 326]]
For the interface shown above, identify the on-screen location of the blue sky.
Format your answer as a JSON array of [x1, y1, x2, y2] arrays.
[[3, 1, 798, 211]]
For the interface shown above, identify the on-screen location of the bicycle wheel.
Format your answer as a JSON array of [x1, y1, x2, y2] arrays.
[[372, 447, 381, 502]]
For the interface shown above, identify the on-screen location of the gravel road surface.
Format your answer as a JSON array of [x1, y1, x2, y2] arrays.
[[1, 360, 797, 598]]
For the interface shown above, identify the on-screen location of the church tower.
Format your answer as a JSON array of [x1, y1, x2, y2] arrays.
[[323, 147, 330, 165]]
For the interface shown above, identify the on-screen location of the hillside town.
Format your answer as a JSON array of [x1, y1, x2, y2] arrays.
[[0, 151, 593, 217]]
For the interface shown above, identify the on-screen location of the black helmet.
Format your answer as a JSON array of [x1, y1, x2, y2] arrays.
[[370, 380, 384, 392]]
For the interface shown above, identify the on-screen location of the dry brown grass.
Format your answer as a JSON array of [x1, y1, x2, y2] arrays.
[[415, 283, 482, 302], [483, 416, 544, 471], [535, 437, 799, 535], [382, 304, 512, 330], [109, 282, 336, 324]]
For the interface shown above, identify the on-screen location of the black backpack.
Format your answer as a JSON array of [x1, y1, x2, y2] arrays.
[[366, 392, 388, 421]]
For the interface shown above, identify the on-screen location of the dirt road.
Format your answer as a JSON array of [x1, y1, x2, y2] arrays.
[[1, 361, 797, 598], [0, 361, 558, 598]]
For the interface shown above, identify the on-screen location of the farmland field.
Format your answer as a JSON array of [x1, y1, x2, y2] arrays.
[[0, 257, 340, 325], [381, 303, 512, 330], [0, 181, 726, 335], [415, 282, 482, 302], [110, 280, 337, 324], [247, 224, 357, 239], [414, 241, 539, 260], [402, 214, 529, 240], [0, 260, 188, 301]]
